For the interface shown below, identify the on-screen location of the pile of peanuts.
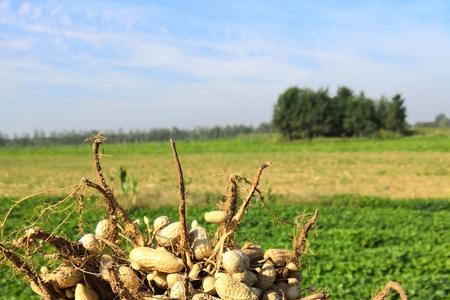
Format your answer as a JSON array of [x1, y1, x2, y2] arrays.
[[7, 136, 405, 300], [30, 210, 308, 300]]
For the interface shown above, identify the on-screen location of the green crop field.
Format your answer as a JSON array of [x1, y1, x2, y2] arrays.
[[1, 134, 450, 299], [0, 196, 448, 300]]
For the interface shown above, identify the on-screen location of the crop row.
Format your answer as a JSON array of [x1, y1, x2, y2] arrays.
[[0, 196, 448, 299]]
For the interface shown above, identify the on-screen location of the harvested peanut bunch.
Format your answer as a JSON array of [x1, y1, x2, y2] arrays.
[[0, 134, 408, 300]]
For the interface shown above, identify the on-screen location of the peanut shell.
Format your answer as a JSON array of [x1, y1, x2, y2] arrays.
[[99, 255, 113, 282], [95, 219, 115, 241], [263, 249, 291, 267], [256, 262, 276, 290], [155, 222, 181, 246], [48, 265, 82, 289], [222, 250, 246, 273], [241, 244, 264, 263], [74, 283, 99, 300], [202, 276, 216, 294], [79, 234, 100, 252], [153, 216, 170, 231], [285, 285, 300, 300], [232, 270, 257, 287], [215, 273, 254, 300], [129, 247, 184, 273], [204, 211, 227, 224], [190, 226, 213, 260], [262, 290, 281, 300], [118, 266, 140, 294], [167, 273, 184, 288]]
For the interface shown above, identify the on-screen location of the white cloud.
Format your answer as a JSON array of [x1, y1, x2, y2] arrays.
[[0, 1, 450, 134]]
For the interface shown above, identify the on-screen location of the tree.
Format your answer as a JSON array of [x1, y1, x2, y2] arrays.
[[273, 86, 408, 139], [385, 94, 407, 132], [0, 131, 7, 146], [342, 95, 378, 137], [375, 97, 389, 129], [333, 86, 354, 136], [435, 114, 450, 128], [273, 87, 336, 139], [309, 88, 337, 137]]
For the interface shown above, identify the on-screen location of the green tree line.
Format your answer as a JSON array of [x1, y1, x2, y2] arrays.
[[414, 113, 450, 128], [273, 86, 407, 139], [0, 124, 272, 147]]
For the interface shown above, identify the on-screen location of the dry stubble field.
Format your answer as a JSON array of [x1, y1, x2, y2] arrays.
[[1, 134, 450, 204]]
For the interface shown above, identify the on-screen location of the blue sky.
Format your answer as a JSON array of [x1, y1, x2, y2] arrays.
[[1, 0, 449, 135]]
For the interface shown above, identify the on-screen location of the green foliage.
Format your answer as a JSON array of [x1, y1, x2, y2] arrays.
[[372, 129, 403, 140], [0, 124, 273, 147], [3, 133, 450, 157], [434, 114, 450, 128], [375, 97, 389, 129], [0, 196, 448, 300], [273, 87, 337, 139], [273, 86, 408, 139], [118, 167, 139, 205], [414, 113, 450, 129], [342, 94, 378, 136], [385, 94, 407, 133]]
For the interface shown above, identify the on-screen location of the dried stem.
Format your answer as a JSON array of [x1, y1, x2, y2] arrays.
[[82, 177, 119, 244], [87, 133, 109, 190], [15, 228, 87, 258], [0, 243, 58, 300], [290, 210, 318, 266], [83, 134, 143, 246], [170, 139, 192, 267], [77, 194, 84, 234], [300, 292, 329, 300], [224, 175, 238, 231], [215, 175, 238, 243], [82, 179, 115, 217], [372, 281, 408, 300], [108, 267, 134, 299], [230, 162, 271, 230], [15, 228, 114, 298]]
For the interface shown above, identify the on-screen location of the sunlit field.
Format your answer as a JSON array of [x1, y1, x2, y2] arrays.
[[1, 134, 450, 299], [1, 134, 450, 206], [0, 196, 448, 300]]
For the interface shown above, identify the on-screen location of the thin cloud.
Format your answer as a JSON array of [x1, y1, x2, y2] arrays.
[[0, 0, 449, 134]]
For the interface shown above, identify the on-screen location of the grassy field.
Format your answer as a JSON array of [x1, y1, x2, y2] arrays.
[[1, 134, 450, 205], [0, 195, 448, 300], [0, 134, 449, 299]]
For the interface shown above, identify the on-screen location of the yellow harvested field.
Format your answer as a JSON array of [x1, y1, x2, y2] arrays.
[[1, 151, 450, 206]]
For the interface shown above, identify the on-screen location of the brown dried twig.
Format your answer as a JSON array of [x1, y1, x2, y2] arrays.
[[83, 133, 143, 247], [230, 162, 271, 231], [86, 133, 109, 190], [170, 139, 193, 268], [214, 175, 238, 243], [14, 228, 87, 259], [291, 210, 319, 266], [13, 228, 120, 298], [0, 243, 58, 300], [223, 175, 238, 231], [77, 194, 84, 234], [372, 281, 408, 300], [82, 177, 119, 245]]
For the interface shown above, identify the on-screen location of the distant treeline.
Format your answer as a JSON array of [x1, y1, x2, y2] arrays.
[[273, 86, 408, 139], [414, 113, 450, 128], [0, 124, 272, 147]]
